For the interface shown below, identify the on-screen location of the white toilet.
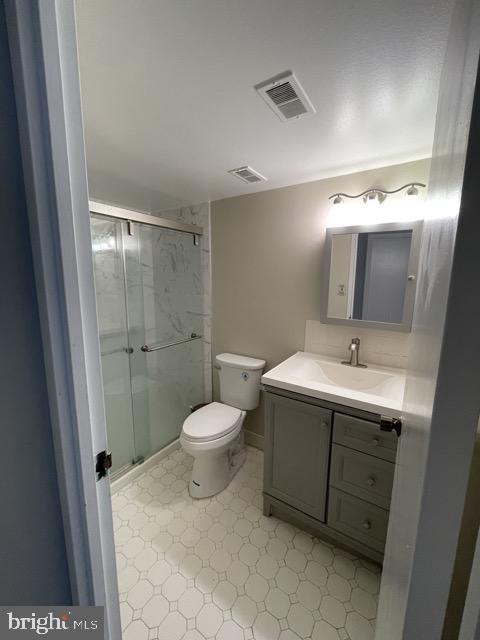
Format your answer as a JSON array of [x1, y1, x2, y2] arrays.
[[180, 352, 265, 499]]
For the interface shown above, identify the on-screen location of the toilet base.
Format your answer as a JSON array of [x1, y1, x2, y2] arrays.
[[189, 437, 246, 499]]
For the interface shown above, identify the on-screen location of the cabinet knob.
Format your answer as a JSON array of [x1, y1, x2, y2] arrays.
[[366, 476, 376, 487], [363, 519, 372, 530], [371, 438, 379, 446]]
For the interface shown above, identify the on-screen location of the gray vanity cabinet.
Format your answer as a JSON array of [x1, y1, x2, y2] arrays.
[[264, 393, 331, 522], [263, 388, 398, 563]]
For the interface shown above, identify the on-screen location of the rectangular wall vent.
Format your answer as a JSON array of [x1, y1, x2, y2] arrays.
[[255, 70, 316, 122], [228, 166, 267, 184]]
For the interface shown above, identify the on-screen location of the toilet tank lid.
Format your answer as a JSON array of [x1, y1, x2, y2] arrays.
[[216, 353, 266, 371]]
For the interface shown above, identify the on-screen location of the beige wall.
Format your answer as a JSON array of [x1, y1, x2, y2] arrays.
[[211, 158, 430, 438]]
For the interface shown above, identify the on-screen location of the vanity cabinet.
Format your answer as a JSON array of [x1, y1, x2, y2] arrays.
[[263, 389, 398, 562]]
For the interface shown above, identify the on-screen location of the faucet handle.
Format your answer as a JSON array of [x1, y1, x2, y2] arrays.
[[351, 337, 360, 345]]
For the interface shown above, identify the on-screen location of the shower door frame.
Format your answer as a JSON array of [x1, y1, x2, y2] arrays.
[[89, 199, 204, 239], [90, 200, 204, 478]]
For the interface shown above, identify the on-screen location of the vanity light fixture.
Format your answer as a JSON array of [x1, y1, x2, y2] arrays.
[[329, 182, 426, 207]]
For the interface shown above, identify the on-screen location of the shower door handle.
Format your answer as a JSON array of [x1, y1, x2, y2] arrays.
[[141, 333, 202, 352]]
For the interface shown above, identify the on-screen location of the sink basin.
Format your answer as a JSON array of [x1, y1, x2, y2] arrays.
[[262, 352, 405, 415]]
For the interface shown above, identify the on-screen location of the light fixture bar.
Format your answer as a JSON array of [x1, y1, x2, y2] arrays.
[[328, 182, 426, 202]]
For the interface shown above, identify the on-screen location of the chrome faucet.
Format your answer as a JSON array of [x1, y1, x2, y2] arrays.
[[341, 338, 367, 368]]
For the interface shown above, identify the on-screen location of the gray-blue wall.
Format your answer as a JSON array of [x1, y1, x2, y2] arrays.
[[0, 0, 71, 604]]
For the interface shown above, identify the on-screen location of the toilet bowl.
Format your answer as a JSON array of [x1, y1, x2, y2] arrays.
[[180, 402, 246, 498], [181, 352, 265, 499]]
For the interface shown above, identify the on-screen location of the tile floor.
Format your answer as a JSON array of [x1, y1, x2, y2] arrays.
[[112, 446, 380, 640]]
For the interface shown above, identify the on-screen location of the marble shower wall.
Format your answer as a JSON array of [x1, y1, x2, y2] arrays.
[[154, 202, 212, 403]]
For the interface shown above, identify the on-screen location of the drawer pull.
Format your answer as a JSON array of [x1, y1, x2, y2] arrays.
[[371, 438, 379, 446], [363, 519, 372, 530], [366, 476, 376, 487]]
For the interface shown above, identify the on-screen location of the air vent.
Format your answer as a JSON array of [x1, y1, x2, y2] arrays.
[[255, 70, 316, 122], [228, 166, 267, 184]]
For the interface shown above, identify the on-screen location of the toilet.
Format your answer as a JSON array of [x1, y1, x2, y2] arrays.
[[180, 352, 265, 499]]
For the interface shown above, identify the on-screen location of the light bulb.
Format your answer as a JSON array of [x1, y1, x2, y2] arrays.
[[364, 191, 383, 209], [406, 185, 419, 199]]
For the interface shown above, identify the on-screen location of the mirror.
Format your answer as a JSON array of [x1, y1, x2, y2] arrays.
[[322, 221, 422, 331]]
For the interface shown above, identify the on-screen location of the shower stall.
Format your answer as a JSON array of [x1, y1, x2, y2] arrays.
[[90, 204, 207, 479]]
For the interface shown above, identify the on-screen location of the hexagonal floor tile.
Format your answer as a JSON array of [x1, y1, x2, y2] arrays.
[[142, 594, 169, 628], [196, 566, 219, 593], [326, 574, 351, 603], [257, 554, 279, 580], [213, 580, 237, 610], [265, 587, 290, 619], [223, 533, 243, 554], [119, 602, 132, 630], [333, 554, 355, 580], [163, 573, 187, 601], [351, 588, 377, 620], [117, 566, 139, 593], [297, 580, 321, 611], [266, 538, 287, 561], [127, 579, 153, 609], [285, 549, 307, 573], [210, 549, 231, 573], [253, 611, 281, 640], [305, 561, 328, 587], [239, 543, 260, 567], [134, 548, 157, 572], [345, 611, 375, 640], [226, 560, 249, 588], [157, 611, 186, 640], [178, 587, 204, 619], [312, 620, 341, 640], [312, 542, 334, 567], [147, 560, 171, 586], [320, 595, 347, 629], [276, 567, 299, 595], [123, 619, 148, 640], [217, 619, 244, 640], [196, 603, 223, 637], [232, 595, 257, 628], [287, 603, 314, 638], [245, 573, 268, 602]]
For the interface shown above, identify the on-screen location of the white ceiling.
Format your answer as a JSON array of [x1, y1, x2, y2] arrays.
[[76, 0, 453, 212]]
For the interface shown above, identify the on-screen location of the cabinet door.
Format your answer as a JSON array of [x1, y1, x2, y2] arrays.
[[264, 393, 331, 521]]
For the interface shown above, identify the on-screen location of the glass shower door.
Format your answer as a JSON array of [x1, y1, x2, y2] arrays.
[[132, 223, 205, 453], [91, 216, 136, 475], [91, 213, 205, 478]]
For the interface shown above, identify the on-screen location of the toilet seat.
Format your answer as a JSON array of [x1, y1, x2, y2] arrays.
[[182, 402, 243, 442]]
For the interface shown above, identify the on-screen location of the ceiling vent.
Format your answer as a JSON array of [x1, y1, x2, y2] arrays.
[[228, 166, 267, 184], [255, 70, 316, 122]]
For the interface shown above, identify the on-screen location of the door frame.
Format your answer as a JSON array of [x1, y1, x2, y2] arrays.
[[5, 0, 480, 639], [5, 1, 121, 637]]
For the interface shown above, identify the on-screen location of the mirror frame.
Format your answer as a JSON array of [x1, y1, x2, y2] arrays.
[[321, 220, 423, 332]]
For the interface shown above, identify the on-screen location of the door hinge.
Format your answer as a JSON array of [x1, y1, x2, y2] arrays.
[[380, 415, 402, 437], [96, 450, 112, 480]]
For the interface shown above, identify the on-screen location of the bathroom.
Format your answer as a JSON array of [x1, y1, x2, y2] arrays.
[[10, 0, 474, 638]]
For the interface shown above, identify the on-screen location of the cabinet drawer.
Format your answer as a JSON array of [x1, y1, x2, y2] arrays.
[[330, 445, 394, 509], [333, 413, 397, 462], [328, 488, 389, 553]]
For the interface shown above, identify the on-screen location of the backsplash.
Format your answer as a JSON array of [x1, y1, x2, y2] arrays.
[[304, 320, 410, 369]]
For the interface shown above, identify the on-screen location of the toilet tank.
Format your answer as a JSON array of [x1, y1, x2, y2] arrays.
[[216, 353, 266, 410]]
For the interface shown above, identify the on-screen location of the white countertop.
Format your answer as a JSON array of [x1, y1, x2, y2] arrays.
[[261, 351, 406, 416]]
